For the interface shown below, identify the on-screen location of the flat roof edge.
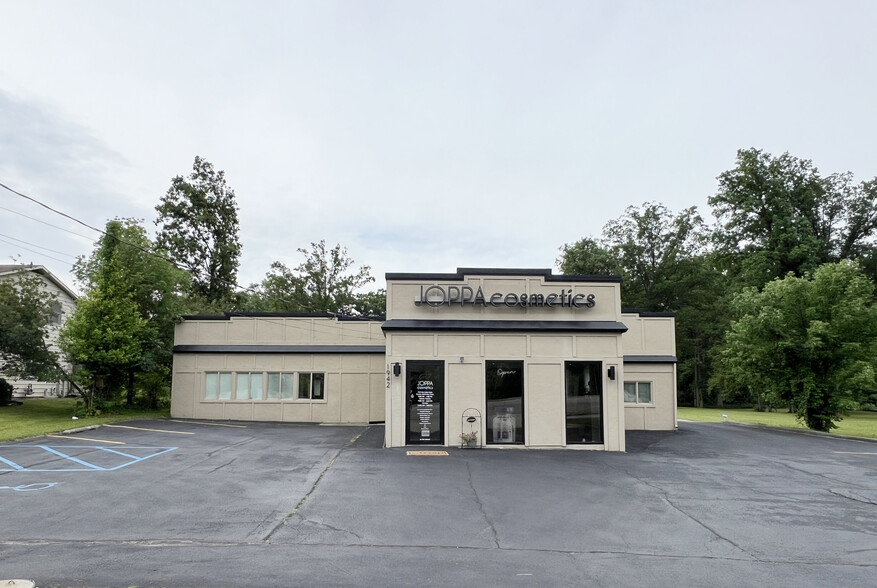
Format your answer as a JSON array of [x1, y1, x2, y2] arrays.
[[624, 355, 678, 363], [382, 319, 628, 333], [173, 345, 386, 354], [386, 268, 622, 283]]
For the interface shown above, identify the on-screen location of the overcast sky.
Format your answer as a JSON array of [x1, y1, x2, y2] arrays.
[[2, 1, 876, 295]]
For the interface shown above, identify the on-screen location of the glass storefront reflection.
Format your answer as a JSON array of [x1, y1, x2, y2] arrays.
[[486, 360, 524, 444]]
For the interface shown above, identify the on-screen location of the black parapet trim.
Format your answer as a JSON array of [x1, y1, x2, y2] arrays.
[[621, 309, 677, 318], [179, 312, 384, 322], [173, 344, 386, 354], [623, 355, 678, 363], [381, 319, 628, 333], [386, 267, 622, 283]]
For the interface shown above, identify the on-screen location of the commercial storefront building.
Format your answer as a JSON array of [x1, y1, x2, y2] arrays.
[[170, 268, 677, 451]]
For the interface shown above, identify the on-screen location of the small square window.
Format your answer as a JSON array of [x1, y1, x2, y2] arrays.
[[624, 381, 652, 404]]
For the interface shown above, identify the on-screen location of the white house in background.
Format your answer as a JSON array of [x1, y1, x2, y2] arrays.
[[0, 264, 78, 397]]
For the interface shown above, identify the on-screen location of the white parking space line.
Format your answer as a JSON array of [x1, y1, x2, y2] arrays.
[[833, 451, 877, 455], [47, 435, 126, 445], [103, 424, 194, 435], [166, 419, 247, 428]]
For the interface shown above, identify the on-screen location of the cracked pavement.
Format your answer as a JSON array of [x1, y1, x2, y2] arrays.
[[2, 418, 876, 587]]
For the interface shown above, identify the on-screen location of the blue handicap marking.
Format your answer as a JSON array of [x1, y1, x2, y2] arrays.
[[0, 445, 178, 472], [0, 482, 58, 491]]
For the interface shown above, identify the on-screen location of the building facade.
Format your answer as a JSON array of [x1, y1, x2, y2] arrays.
[[0, 264, 78, 398], [170, 268, 677, 451]]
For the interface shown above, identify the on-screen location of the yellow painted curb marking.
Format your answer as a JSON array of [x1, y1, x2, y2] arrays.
[[406, 450, 449, 456]]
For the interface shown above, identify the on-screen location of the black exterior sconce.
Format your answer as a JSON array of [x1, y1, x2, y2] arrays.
[[393, 362, 401, 377], [608, 366, 616, 381]]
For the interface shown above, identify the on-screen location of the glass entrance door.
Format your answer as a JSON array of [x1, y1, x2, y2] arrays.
[[486, 360, 525, 445], [406, 361, 444, 444], [564, 361, 603, 444]]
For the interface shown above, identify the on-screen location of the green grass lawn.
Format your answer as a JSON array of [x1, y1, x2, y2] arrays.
[[678, 407, 877, 439], [0, 398, 170, 442]]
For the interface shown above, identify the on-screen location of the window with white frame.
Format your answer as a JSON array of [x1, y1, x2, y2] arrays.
[[267, 372, 295, 399], [624, 381, 652, 404], [205, 371, 325, 401], [236, 372, 263, 400], [298, 372, 325, 400], [205, 372, 233, 400]]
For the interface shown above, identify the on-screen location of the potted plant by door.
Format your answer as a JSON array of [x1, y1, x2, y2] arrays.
[[460, 431, 478, 448]]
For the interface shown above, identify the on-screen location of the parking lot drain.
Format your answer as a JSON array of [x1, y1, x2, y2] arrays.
[[406, 450, 449, 456]]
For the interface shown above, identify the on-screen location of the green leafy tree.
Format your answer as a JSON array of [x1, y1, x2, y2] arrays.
[[73, 219, 190, 408], [559, 202, 708, 311], [352, 289, 387, 318], [246, 241, 375, 314], [710, 148, 877, 287], [711, 262, 877, 431], [294, 241, 375, 313], [59, 277, 144, 413], [0, 270, 61, 401], [558, 237, 623, 277], [242, 261, 307, 313], [155, 156, 242, 303]]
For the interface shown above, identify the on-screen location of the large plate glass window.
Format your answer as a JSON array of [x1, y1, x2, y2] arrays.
[[565, 362, 603, 444], [486, 360, 524, 445]]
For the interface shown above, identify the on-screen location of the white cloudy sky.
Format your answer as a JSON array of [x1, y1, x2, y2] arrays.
[[1, 1, 876, 295]]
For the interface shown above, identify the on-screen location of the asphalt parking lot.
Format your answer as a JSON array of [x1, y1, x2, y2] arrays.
[[1, 418, 876, 587]]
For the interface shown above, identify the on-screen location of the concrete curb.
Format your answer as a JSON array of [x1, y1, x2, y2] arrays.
[[58, 424, 101, 435]]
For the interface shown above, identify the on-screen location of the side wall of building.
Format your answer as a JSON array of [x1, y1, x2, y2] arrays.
[[170, 316, 386, 423], [620, 312, 678, 431]]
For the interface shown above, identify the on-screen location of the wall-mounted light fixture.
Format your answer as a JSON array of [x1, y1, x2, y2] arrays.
[[393, 362, 401, 377], [608, 366, 616, 381], [459, 356, 464, 363]]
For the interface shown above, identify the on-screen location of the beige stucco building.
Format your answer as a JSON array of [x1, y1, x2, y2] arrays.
[[170, 268, 677, 451]]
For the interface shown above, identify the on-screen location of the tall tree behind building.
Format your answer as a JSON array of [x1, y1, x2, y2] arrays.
[[155, 156, 242, 306], [709, 148, 877, 287]]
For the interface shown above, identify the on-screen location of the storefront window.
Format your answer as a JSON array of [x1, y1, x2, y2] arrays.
[[486, 360, 524, 445], [565, 362, 603, 444]]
